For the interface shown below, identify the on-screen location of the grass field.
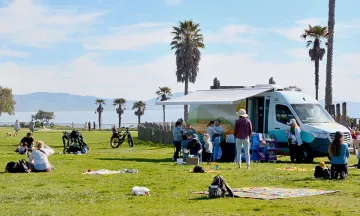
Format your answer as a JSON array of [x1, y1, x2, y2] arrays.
[[0, 127, 360, 216]]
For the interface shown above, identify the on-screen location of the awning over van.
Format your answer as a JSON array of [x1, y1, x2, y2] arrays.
[[155, 88, 273, 105]]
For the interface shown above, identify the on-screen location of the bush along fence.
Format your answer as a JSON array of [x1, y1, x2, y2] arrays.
[[138, 122, 175, 144]]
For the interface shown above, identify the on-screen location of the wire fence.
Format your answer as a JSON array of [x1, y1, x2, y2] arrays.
[[0, 122, 138, 130]]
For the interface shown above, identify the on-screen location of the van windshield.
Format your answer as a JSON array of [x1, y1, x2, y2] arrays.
[[291, 104, 334, 123]]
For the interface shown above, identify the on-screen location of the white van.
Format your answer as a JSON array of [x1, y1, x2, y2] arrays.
[[156, 84, 353, 162]]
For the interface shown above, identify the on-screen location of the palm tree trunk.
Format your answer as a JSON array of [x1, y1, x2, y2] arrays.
[[163, 105, 165, 123], [118, 104, 121, 128], [138, 115, 140, 124], [325, 0, 335, 111], [315, 59, 320, 100], [98, 112, 101, 130], [184, 79, 189, 123], [119, 115, 122, 128]]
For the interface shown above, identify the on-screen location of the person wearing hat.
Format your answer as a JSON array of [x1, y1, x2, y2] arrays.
[[234, 109, 252, 169], [212, 119, 224, 162], [188, 134, 203, 162], [287, 118, 303, 163]]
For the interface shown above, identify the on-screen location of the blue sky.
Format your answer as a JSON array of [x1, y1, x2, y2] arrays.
[[1, 0, 359, 101]]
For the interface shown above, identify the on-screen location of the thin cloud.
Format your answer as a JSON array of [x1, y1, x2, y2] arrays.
[[0, 48, 30, 58], [4, 51, 359, 102], [0, 0, 107, 47]]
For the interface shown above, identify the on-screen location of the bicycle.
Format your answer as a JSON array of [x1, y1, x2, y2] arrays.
[[110, 126, 134, 148]]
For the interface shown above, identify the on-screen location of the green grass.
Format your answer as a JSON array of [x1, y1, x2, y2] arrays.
[[0, 127, 359, 216]]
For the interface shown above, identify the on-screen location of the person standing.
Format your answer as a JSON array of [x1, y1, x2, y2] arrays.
[[85, 122, 87, 131], [203, 133, 213, 165], [88, 121, 91, 131], [233, 109, 252, 169], [287, 118, 303, 163], [29, 119, 35, 135], [172, 121, 183, 161], [212, 119, 224, 162], [329, 131, 349, 179], [206, 121, 215, 141], [14, 120, 20, 137]]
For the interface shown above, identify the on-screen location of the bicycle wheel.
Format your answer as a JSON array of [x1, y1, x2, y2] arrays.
[[128, 134, 134, 148], [63, 148, 69, 154], [110, 137, 121, 148]]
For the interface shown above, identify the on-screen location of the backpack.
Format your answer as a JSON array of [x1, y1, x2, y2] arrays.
[[208, 175, 234, 198], [5, 162, 19, 173], [314, 166, 331, 179], [193, 165, 205, 173], [5, 159, 30, 173]]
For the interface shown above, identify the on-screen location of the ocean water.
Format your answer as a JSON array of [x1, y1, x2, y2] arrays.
[[0, 109, 184, 125]]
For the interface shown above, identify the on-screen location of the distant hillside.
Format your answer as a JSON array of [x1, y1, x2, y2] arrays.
[[14, 93, 360, 117], [13, 92, 187, 112]]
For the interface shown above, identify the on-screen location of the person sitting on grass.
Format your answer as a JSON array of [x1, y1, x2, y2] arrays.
[[111, 125, 118, 134], [181, 132, 194, 161], [28, 141, 54, 172], [15, 132, 34, 154], [188, 134, 203, 163], [329, 131, 349, 179]]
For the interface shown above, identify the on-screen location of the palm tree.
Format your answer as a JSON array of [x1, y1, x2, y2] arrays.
[[132, 101, 146, 124], [325, 0, 336, 112], [113, 98, 126, 128], [301, 25, 328, 100], [156, 87, 172, 123], [94, 99, 105, 130], [171, 20, 204, 122]]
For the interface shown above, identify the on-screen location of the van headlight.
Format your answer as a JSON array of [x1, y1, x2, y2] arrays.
[[311, 132, 329, 139]]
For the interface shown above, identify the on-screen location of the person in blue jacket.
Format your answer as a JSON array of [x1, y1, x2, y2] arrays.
[[212, 119, 224, 162], [329, 131, 349, 179]]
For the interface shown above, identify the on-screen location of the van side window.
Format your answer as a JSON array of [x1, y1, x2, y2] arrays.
[[276, 105, 294, 125]]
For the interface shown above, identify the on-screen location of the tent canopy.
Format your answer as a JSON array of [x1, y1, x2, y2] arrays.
[[155, 87, 273, 105]]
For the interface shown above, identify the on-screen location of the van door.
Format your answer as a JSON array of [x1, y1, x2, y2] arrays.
[[263, 96, 271, 133], [268, 103, 296, 154]]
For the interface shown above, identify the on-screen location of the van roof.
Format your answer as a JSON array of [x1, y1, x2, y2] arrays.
[[275, 91, 318, 104]]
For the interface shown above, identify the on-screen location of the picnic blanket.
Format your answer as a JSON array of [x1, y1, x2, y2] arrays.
[[192, 187, 337, 200], [276, 167, 310, 171], [83, 169, 138, 175]]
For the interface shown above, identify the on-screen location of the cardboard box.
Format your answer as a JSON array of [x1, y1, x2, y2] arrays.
[[186, 157, 199, 165]]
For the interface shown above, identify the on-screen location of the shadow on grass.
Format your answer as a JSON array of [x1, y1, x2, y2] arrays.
[[189, 196, 210, 201], [275, 160, 319, 165], [292, 177, 317, 182], [97, 157, 172, 163]]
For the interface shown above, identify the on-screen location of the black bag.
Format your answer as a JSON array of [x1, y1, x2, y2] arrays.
[[5, 159, 30, 173], [314, 166, 331, 179], [208, 175, 234, 198], [18, 159, 30, 173], [5, 162, 19, 173], [193, 165, 205, 173]]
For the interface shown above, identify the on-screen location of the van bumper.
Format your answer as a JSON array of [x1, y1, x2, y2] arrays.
[[309, 138, 354, 157]]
